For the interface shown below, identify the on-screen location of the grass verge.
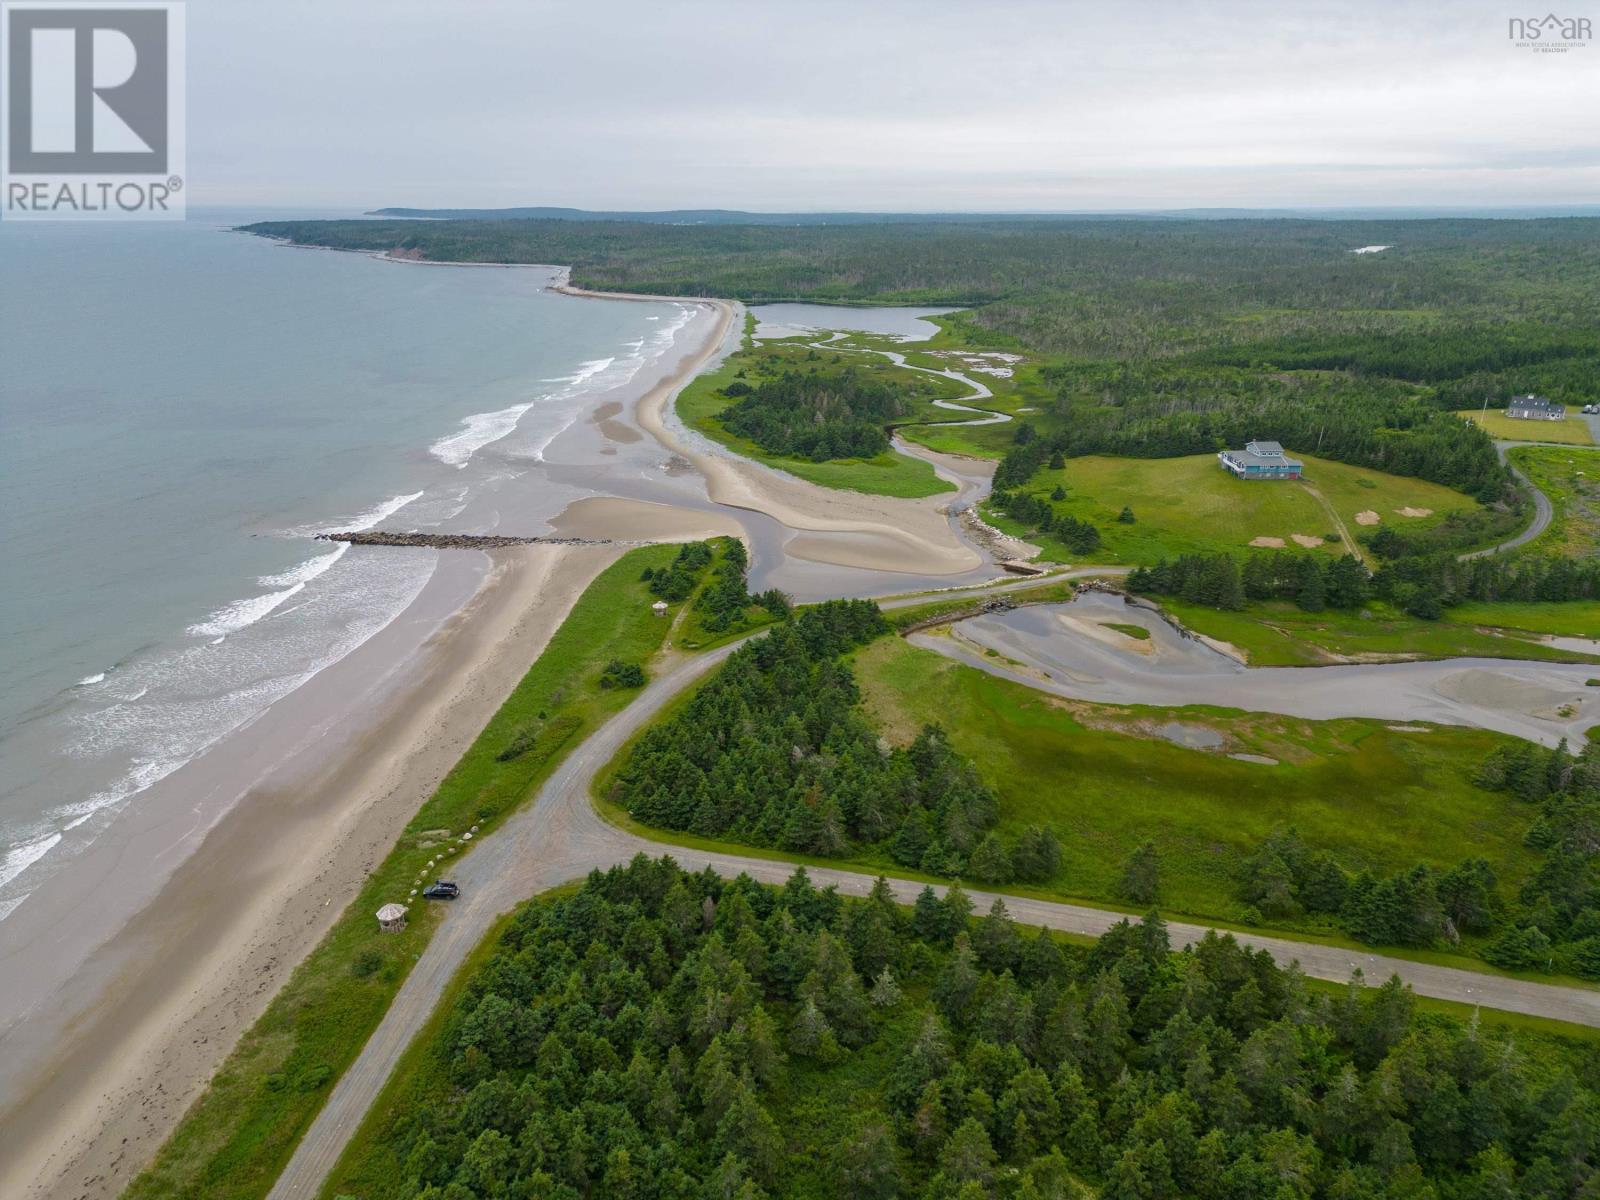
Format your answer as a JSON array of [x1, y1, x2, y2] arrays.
[[1157, 596, 1600, 666], [124, 545, 700, 1200], [1459, 408, 1596, 446], [1508, 443, 1600, 560]]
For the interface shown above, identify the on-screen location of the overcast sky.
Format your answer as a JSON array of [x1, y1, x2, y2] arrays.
[[192, 0, 1600, 211]]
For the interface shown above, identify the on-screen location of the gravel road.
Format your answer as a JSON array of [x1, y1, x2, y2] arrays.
[[268, 586, 1600, 1199]]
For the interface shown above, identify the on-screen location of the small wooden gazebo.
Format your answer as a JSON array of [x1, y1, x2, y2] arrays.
[[376, 903, 407, 933], [652, 600, 669, 618]]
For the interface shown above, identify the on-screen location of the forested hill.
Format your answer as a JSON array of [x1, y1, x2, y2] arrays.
[[240, 216, 1600, 398], [366, 208, 1138, 225], [328, 854, 1600, 1200]]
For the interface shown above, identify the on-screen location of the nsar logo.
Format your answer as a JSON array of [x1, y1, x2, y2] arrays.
[[1507, 12, 1592, 51]]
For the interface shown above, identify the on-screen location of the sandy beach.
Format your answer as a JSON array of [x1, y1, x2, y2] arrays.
[[1, 275, 999, 1200], [0, 543, 621, 1199], [559, 287, 984, 577]]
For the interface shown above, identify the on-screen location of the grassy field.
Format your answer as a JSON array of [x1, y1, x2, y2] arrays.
[[838, 322, 1063, 461], [675, 336, 960, 499], [854, 637, 1540, 939], [1460, 408, 1596, 445], [985, 452, 1481, 565], [124, 546, 703, 1200], [1160, 597, 1600, 666], [1447, 599, 1600, 640], [1509, 444, 1600, 560]]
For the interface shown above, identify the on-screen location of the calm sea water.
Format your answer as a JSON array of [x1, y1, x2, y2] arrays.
[[0, 210, 686, 917]]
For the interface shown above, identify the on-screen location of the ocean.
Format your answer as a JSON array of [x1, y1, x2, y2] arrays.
[[0, 210, 688, 921]]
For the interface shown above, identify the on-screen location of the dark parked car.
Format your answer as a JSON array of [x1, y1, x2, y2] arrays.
[[421, 880, 460, 900]]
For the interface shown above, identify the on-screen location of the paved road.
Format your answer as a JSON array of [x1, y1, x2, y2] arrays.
[[1459, 440, 1558, 561], [268, 581, 1600, 1199]]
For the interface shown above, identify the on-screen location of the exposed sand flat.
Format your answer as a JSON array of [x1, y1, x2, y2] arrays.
[[589, 399, 642, 444], [1355, 510, 1381, 525], [1250, 535, 1286, 548], [550, 496, 743, 542], [1398, 506, 1434, 517], [919, 593, 1598, 749], [779, 528, 966, 575], [626, 299, 983, 577], [1291, 533, 1324, 548], [1432, 667, 1581, 716], [0, 544, 621, 1200], [1053, 611, 1157, 658]]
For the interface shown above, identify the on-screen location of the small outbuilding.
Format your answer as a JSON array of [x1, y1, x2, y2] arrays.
[[1505, 394, 1565, 421], [651, 600, 669, 617], [376, 903, 408, 933]]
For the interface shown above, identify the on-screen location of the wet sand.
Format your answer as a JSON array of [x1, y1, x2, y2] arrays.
[[918, 592, 1599, 748], [0, 544, 621, 1200], [549, 496, 744, 542], [1, 280, 1012, 1200], [628, 298, 986, 578]]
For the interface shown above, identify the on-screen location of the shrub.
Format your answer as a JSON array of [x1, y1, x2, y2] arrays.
[[599, 660, 647, 689]]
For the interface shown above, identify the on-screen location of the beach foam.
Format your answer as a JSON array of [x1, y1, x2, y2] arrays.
[[76, 672, 107, 687], [430, 402, 538, 468], [258, 542, 348, 589], [342, 491, 423, 533], [0, 832, 61, 892], [0, 546, 441, 914], [187, 582, 307, 639]]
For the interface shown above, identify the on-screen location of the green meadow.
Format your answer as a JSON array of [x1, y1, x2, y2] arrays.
[[1510, 444, 1600, 560], [854, 636, 1539, 940], [674, 337, 962, 499], [986, 452, 1481, 565], [1460, 408, 1595, 446], [1160, 597, 1600, 666]]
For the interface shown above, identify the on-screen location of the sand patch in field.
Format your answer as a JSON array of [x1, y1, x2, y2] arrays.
[[1291, 533, 1324, 548], [1398, 506, 1433, 518], [1355, 510, 1381, 526], [1250, 536, 1286, 548]]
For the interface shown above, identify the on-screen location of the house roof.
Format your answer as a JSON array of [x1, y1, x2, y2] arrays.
[[1222, 446, 1303, 469], [1508, 395, 1561, 409], [1246, 440, 1285, 455]]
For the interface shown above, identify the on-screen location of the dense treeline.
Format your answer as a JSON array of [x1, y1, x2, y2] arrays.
[[988, 490, 1103, 555], [644, 541, 716, 601], [242, 217, 1600, 376], [720, 368, 903, 462], [1129, 544, 1600, 619], [1232, 741, 1600, 976], [1376, 551, 1600, 612], [1194, 323, 1600, 408], [613, 604, 1058, 883], [1473, 740, 1600, 975], [353, 855, 1600, 1200], [1128, 553, 1372, 613], [994, 374, 1510, 502]]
